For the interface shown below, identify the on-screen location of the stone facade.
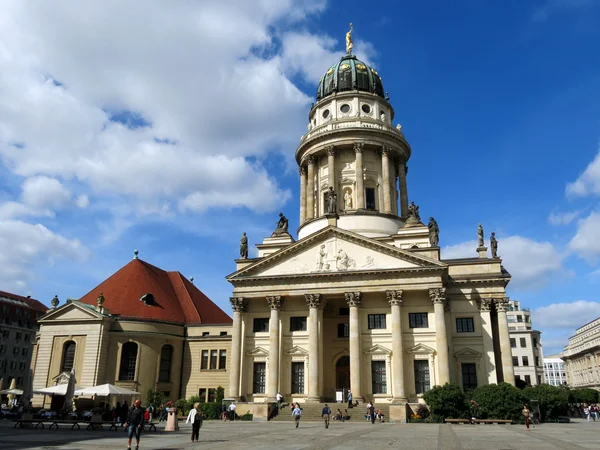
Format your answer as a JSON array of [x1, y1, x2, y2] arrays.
[[562, 317, 600, 389], [507, 300, 545, 385]]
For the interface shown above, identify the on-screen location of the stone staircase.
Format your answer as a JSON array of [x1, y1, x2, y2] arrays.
[[271, 402, 390, 422]]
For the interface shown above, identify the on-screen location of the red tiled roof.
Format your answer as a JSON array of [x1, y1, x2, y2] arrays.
[[78, 259, 232, 325], [0, 290, 47, 313]]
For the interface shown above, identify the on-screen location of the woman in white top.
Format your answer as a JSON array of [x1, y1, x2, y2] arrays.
[[186, 402, 202, 442]]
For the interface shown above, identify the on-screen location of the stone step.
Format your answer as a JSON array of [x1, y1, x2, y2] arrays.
[[271, 403, 390, 421]]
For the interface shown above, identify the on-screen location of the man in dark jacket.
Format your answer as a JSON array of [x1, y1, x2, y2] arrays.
[[124, 399, 145, 450], [321, 404, 331, 429]]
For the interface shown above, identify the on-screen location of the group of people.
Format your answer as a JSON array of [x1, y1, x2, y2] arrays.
[[583, 404, 599, 422]]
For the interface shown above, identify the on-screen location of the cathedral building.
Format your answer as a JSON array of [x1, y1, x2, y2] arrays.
[[226, 30, 515, 420]]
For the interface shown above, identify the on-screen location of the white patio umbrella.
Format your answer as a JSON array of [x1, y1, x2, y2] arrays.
[[62, 369, 76, 411], [74, 383, 140, 397], [0, 388, 23, 395], [33, 383, 82, 395]]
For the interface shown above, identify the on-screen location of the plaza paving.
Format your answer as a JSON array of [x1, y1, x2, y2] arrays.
[[1, 419, 600, 449]]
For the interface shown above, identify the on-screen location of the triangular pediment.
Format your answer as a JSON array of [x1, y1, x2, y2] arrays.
[[286, 346, 309, 356], [247, 346, 269, 357], [40, 301, 103, 323], [454, 348, 482, 359], [364, 344, 391, 355], [52, 371, 73, 384], [407, 344, 436, 355], [228, 226, 446, 280]]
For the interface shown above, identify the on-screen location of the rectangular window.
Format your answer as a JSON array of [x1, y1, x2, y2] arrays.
[[535, 357, 539, 367], [371, 361, 387, 394], [338, 307, 349, 316], [291, 362, 304, 394], [512, 356, 519, 367], [208, 388, 216, 402], [516, 315, 523, 322], [199, 388, 207, 402], [219, 350, 227, 370], [368, 314, 386, 330], [520, 338, 526, 348], [24, 334, 30, 342], [365, 188, 376, 210], [522, 356, 529, 366], [253, 318, 269, 333], [337, 323, 349, 338], [414, 360, 430, 394], [253, 362, 266, 394], [537, 375, 542, 385], [510, 338, 516, 348], [13, 347, 19, 356], [19, 362, 25, 370], [409, 313, 428, 329], [220, 331, 227, 336], [524, 375, 531, 385], [15, 332, 21, 341], [290, 316, 307, 332], [456, 318, 474, 333], [210, 350, 218, 370], [1, 330, 8, 339], [533, 338, 538, 347], [21, 348, 28, 356], [202, 332, 209, 336], [461, 363, 477, 390], [201, 350, 209, 370]]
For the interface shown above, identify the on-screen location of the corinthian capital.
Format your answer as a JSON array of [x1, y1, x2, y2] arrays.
[[230, 297, 246, 312], [306, 155, 316, 165], [382, 146, 392, 156], [353, 142, 364, 153], [305, 293, 322, 309], [494, 297, 509, 312], [345, 291, 362, 307], [429, 288, 446, 305], [299, 166, 307, 176], [266, 295, 284, 310], [326, 145, 336, 156], [478, 298, 492, 312], [386, 290, 403, 306]]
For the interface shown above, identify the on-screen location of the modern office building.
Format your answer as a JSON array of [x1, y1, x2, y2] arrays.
[[507, 300, 544, 385], [543, 355, 567, 386]]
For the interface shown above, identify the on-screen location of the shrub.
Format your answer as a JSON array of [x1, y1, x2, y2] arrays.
[[200, 403, 222, 420], [523, 384, 569, 422], [215, 386, 225, 404], [239, 413, 253, 421], [569, 388, 598, 405], [470, 383, 525, 422], [422, 383, 469, 420]]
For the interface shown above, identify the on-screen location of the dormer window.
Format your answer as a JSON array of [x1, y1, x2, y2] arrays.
[[140, 293, 154, 305]]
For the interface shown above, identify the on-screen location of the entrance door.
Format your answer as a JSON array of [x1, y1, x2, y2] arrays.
[[336, 355, 350, 396]]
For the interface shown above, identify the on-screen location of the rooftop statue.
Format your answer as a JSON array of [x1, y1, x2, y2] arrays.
[[408, 201, 420, 222], [490, 232, 498, 258], [428, 217, 439, 246], [272, 212, 289, 236], [477, 224, 484, 248], [346, 23, 353, 54], [240, 232, 248, 259]]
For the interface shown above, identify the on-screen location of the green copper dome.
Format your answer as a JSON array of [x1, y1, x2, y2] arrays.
[[316, 54, 384, 101]]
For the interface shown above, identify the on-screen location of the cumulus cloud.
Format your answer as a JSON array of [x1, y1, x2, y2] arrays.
[[566, 145, 600, 197], [569, 211, 600, 262], [534, 300, 600, 329], [21, 176, 71, 210], [442, 235, 565, 290], [548, 210, 581, 226]]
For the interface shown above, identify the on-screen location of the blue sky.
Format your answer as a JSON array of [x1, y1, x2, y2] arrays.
[[1, 0, 600, 355]]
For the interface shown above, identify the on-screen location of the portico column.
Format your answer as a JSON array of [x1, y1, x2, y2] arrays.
[[398, 161, 408, 218], [382, 147, 392, 214], [495, 297, 516, 385], [327, 146, 336, 193], [299, 166, 307, 224], [429, 288, 450, 384], [306, 156, 316, 220], [354, 143, 365, 209], [266, 296, 283, 401], [387, 290, 407, 403], [478, 299, 497, 383], [305, 293, 323, 402], [229, 297, 246, 401], [346, 291, 363, 403]]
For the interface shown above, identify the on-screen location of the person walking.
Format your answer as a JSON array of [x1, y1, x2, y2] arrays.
[[522, 404, 531, 431], [124, 399, 145, 450], [368, 403, 375, 424], [292, 404, 302, 428], [186, 402, 202, 442], [347, 390, 353, 409], [229, 401, 237, 421], [276, 392, 283, 410], [321, 404, 331, 429]]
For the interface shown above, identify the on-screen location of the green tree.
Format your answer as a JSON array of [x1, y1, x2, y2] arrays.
[[470, 383, 525, 422], [569, 388, 598, 405], [523, 384, 569, 422], [422, 383, 469, 420], [215, 386, 225, 404], [146, 389, 166, 409]]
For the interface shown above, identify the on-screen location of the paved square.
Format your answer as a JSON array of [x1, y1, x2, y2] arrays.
[[2, 420, 600, 449]]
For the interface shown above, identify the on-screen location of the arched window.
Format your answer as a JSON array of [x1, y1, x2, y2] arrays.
[[61, 341, 76, 373], [119, 342, 138, 381], [158, 345, 173, 383]]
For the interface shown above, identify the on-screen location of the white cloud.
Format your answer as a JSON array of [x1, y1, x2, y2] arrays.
[[534, 300, 600, 330], [0, 219, 89, 292], [548, 210, 581, 225], [21, 176, 71, 210], [443, 235, 565, 290], [75, 194, 89, 209], [569, 211, 600, 262], [566, 146, 600, 197]]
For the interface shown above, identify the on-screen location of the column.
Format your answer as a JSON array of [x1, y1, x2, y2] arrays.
[[382, 147, 392, 214], [354, 143, 365, 209], [346, 291, 363, 402], [266, 296, 283, 401], [387, 290, 407, 403], [299, 166, 307, 224], [305, 293, 322, 402], [229, 297, 246, 401], [429, 288, 450, 384], [479, 299, 497, 384], [495, 298, 516, 385], [306, 156, 316, 220], [327, 145, 336, 192], [398, 161, 408, 218]]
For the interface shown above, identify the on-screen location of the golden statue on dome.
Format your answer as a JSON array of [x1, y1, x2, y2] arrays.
[[346, 23, 353, 54]]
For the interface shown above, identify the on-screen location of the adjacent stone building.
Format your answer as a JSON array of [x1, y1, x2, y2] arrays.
[[0, 291, 47, 389], [544, 355, 567, 386], [31, 255, 232, 408], [562, 317, 600, 389], [507, 300, 545, 385], [225, 35, 516, 421]]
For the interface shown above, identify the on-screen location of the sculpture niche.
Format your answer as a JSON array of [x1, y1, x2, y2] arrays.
[[325, 187, 338, 216]]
